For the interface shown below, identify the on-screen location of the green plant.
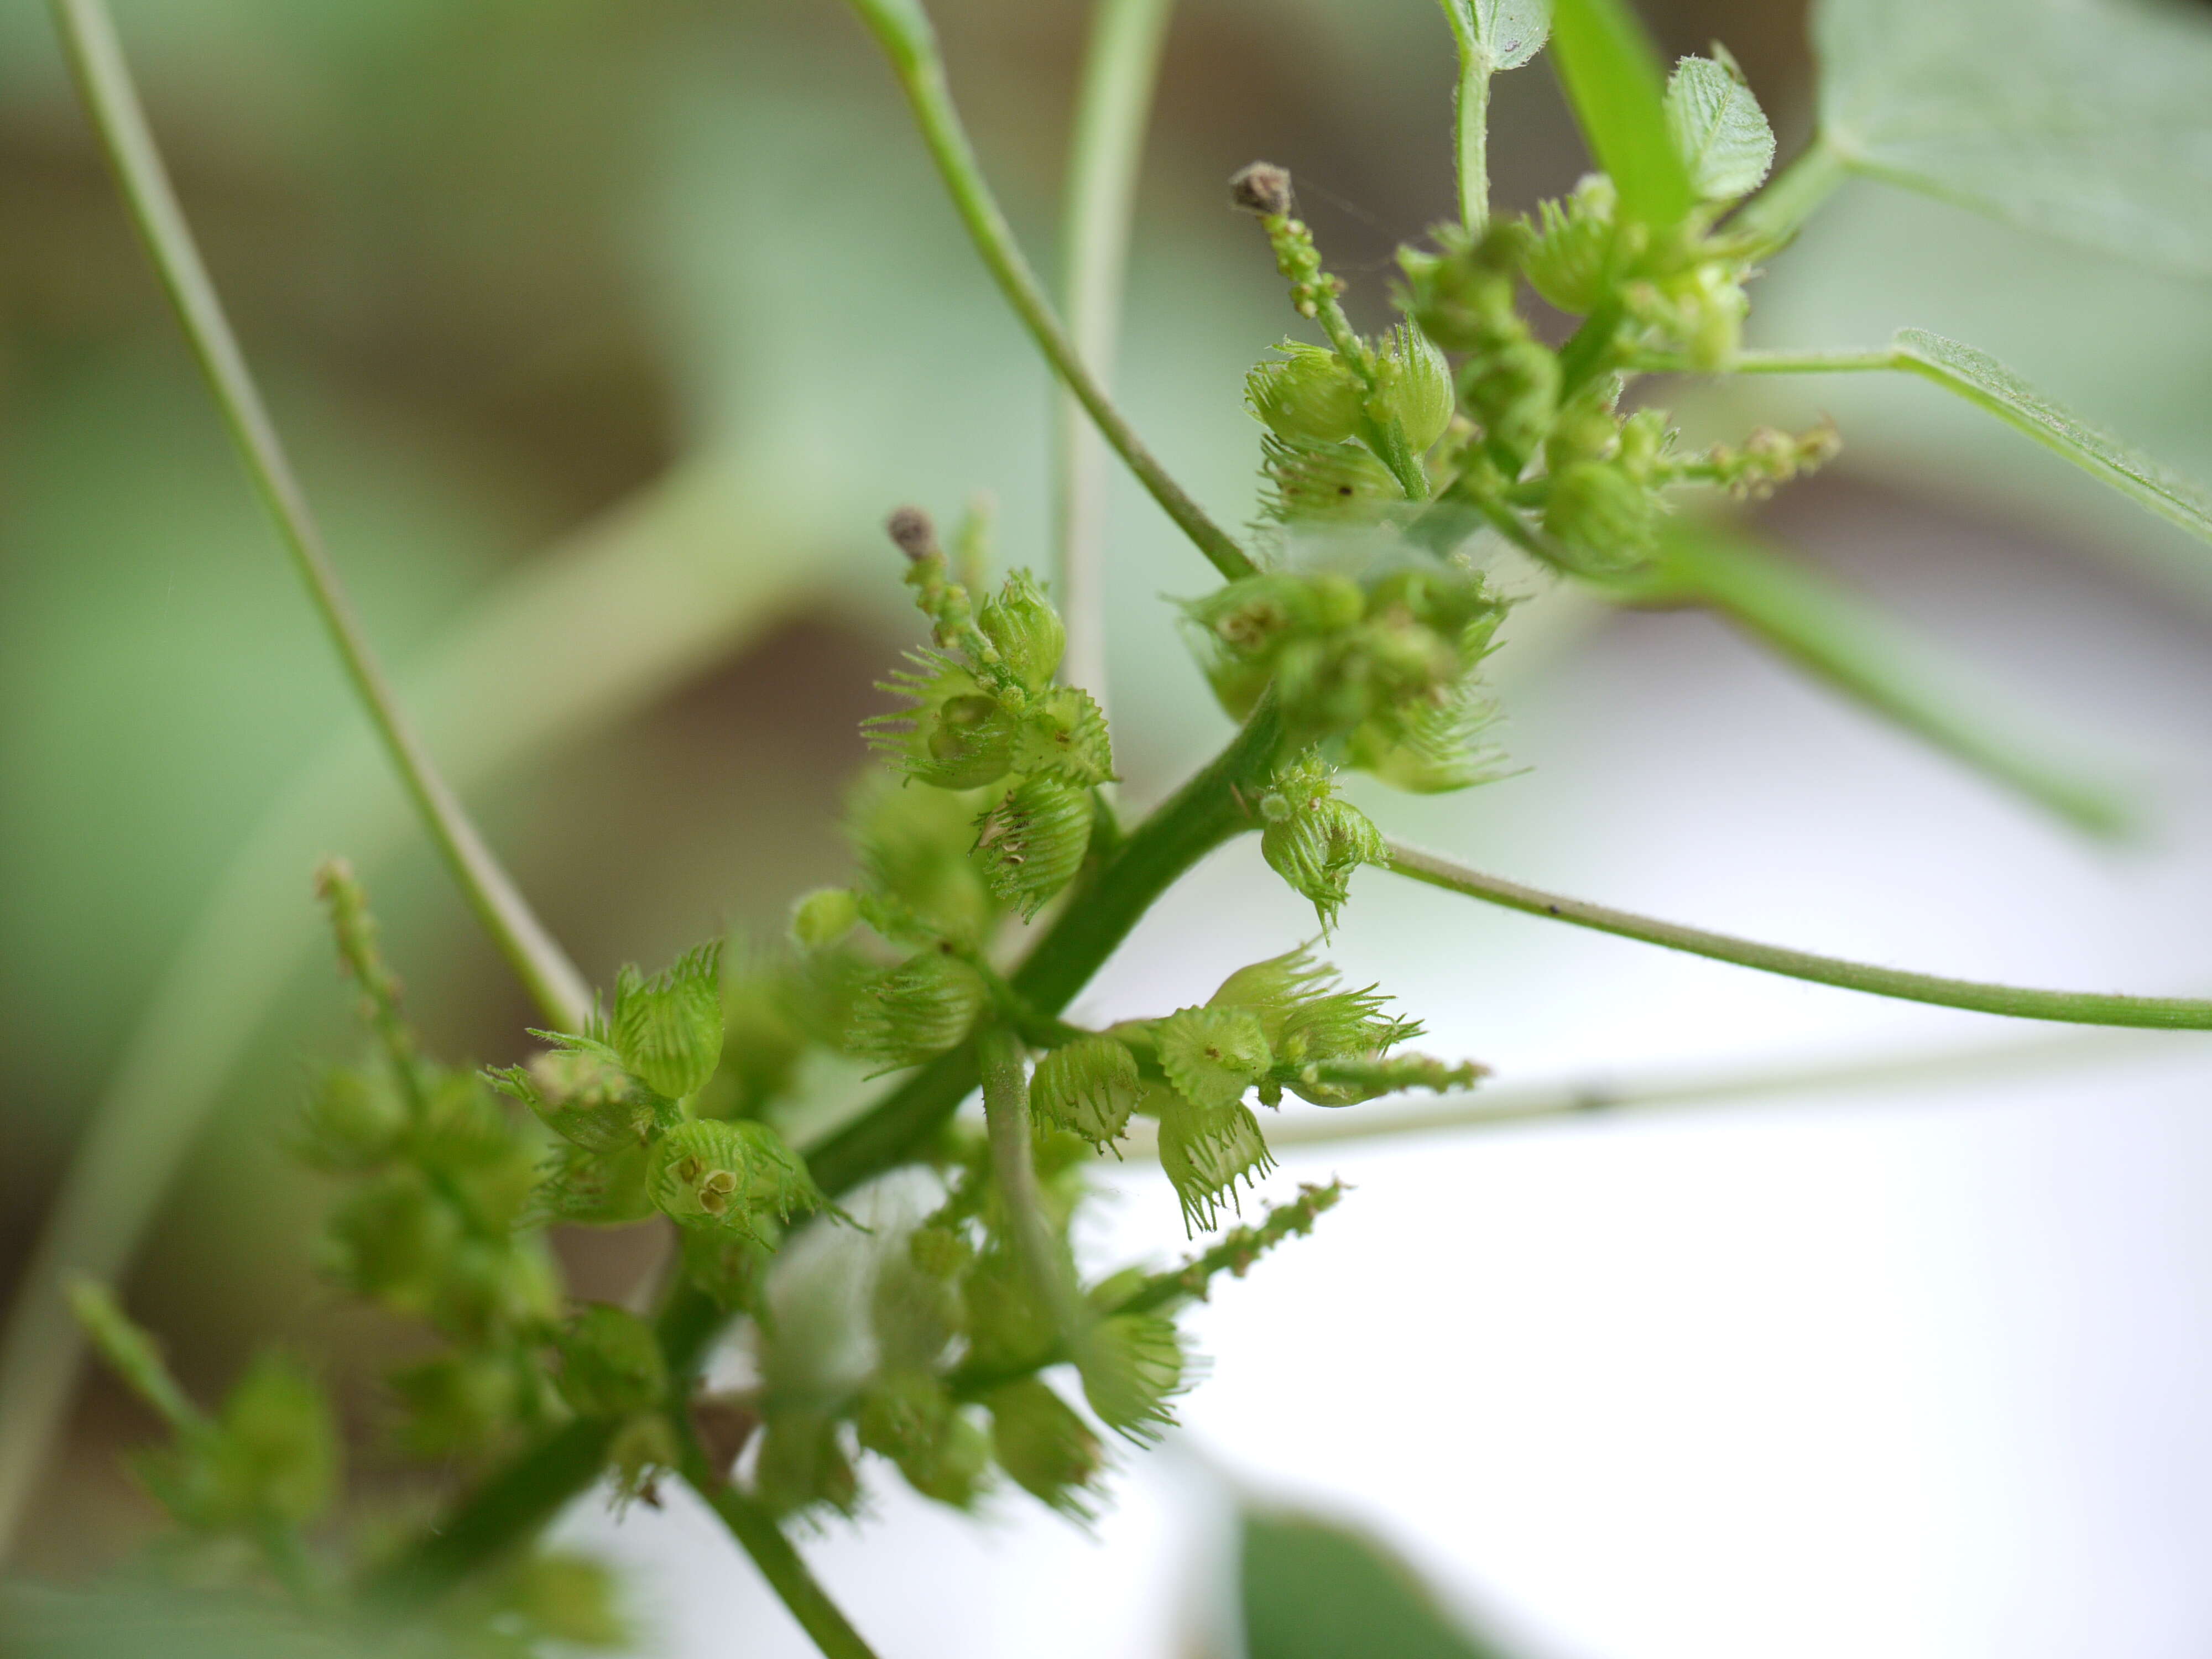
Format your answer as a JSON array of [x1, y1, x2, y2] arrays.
[[12, 0, 2212, 1653]]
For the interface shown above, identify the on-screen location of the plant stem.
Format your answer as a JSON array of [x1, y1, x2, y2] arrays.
[[1433, 2, 1491, 229], [1056, 0, 1178, 708], [671, 1415, 881, 1659], [842, 0, 1256, 581], [1255, 1029, 2197, 1148], [1725, 132, 1849, 257], [46, 0, 590, 1033], [1383, 842, 2212, 1030], [372, 696, 1286, 1594], [979, 1027, 1092, 1360]]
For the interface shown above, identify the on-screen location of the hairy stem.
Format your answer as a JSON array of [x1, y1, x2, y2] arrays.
[[47, 0, 590, 1031], [1433, 2, 1492, 229], [672, 1415, 881, 1659], [1383, 842, 2212, 1029], [979, 1027, 1092, 1361], [1056, 0, 1178, 708], [842, 0, 1255, 581], [374, 696, 1286, 1594]]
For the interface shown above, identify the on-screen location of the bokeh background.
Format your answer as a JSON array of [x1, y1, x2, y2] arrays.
[[6, 0, 2212, 1654]]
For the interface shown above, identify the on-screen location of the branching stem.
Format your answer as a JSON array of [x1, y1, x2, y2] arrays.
[[1383, 841, 2212, 1029], [842, 0, 1255, 581], [47, 0, 591, 1032]]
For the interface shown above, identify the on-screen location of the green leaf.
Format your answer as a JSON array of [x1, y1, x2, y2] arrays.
[[1666, 51, 1774, 201], [1547, 0, 1694, 226], [1813, 0, 2212, 274], [1443, 0, 1550, 71], [1646, 520, 2133, 838], [1887, 328, 2212, 551], [1240, 1508, 1519, 1659]]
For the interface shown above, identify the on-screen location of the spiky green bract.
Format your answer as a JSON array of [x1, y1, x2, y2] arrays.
[[1122, 1181, 1347, 1312], [849, 950, 991, 1070], [753, 1411, 860, 1521], [984, 1378, 1104, 1521], [1248, 340, 1365, 446], [1009, 684, 1115, 787], [646, 1119, 828, 1244], [1030, 1036, 1141, 1149], [976, 570, 1067, 692], [1154, 1087, 1276, 1234], [554, 1305, 668, 1420], [1254, 756, 1388, 931], [1185, 568, 1508, 795], [848, 773, 1003, 948], [610, 944, 725, 1102], [488, 1035, 664, 1152], [529, 1141, 654, 1228], [1209, 947, 1411, 1070], [868, 655, 1019, 790], [1077, 1313, 1187, 1444], [1155, 1006, 1274, 1110], [974, 775, 1094, 919], [856, 1372, 991, 1507]]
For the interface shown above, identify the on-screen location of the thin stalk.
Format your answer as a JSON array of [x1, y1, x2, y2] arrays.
[[1056, 0, 1178, 708], [1383, 841, 2212, 1030], [1637, 346, 1897, 376], [47, 0, 590, 1031], [979, 1027, 1092, 1361], [1433, 2, 1492, 229], [672, 1416, 880, 1659], [842, 0, 1256, 581], [1724, 132, 1849, 258], [372, 695, 1288, 1595]]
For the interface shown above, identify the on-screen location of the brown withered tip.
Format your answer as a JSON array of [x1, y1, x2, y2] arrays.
[[1229, 161, 1293, 218], [688, 1396, 760, 1483], [885, 504, 938, 561]]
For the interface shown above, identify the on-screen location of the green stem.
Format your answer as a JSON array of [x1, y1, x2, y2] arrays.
[[842, 0, 1255, 581], [47, 0, 590, 1031], [1636, 346, 1897, 377], [373, 696, 1286, 1595], [1383, 841, 2212, 1029], [1724, 132, 1849, 258], [672, 1415, 880, 1659], [1434, 2, 1492, 229], [1056, 0, 1179, 706], [979, 1027, 1091, 1360]]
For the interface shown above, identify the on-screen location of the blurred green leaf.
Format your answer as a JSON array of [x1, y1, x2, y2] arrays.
[[1666, 52, 1774, 202], [1813, 0, 2212, 274], [1546, 0, 1692, 226], [1887, 328, 2212, 552], [1240, 1508, 1516, 1659], [1647, 520, 2133, 838], [1439, 0, 1550, 72]]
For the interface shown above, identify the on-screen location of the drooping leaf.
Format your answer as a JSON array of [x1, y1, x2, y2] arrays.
[[1887, 328, 2212, 552], [1239, 1508, 1520, 1659], [1666, 51, 1775, 201], [1813, 0, 2212, 274], [1646, 520, 2132, 838], [1547, 0, 1694, 226]]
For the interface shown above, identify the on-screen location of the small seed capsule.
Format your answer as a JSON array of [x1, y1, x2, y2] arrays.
[[554, 1303, 669, 1419], [973, 776, 1093, 919], [1077, 1312, 1186, 1443], [489, 1041, 660, 1152], [1030, 1035, 1141, 1149], [612, 945, 724, 1102], [1246, 342, 1364, 447], [646, 1118, 827, 1243], [1155, 1091, 1276, 1234], [1155, 1006, 1272, 1111], [1372, 324, 1454, 454], [1459, 338, 1561, 472], [1542, 461, 1659, 573], [1010, 685, 1114, 787], [985, 1377, 1103, 1520], [848, 950, 990, 1069]]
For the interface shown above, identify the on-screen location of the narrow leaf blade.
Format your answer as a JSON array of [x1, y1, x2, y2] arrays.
[[1890, 328, 2212, 551], [1240, 1509, 1520, 1659], [1666, 53, 1775, 201], [1651, 521, 2135, 838], [1813, 0, 2212, 274], [1547, 0, 1694, 226], [1474, 0, 1550, 71]]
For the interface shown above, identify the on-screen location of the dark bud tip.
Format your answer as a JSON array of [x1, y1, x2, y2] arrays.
[[1229, 161, 1293, 218], [886, 505, 939, 561]]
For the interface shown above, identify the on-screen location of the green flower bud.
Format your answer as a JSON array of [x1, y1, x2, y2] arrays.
[[857, 1372, 990, 1509], [1077, 1313, 1186, 1444], [1030, 1036, 1141, 1149], [753, 1410, 859, 1519], [293, 1067, 405, 1172], [647, 1118, 827, 1243], [1524, 174, 1621, 316], [320, 1172, 462, 1316], [612, 944, 724, 1102], [431, 1235, 562, 1343], [977, 569, 1066, 692], [1459, 338, 1561, 471], [849, 950, 990, 1069], [1010, 684, 1114, 787], [973, 776, 1093, 919], [1399, 222, 1532, 352], [530, 1140, 654, 1229], [1617, 408, 1671, 481], [554, 1303, 669, 1419], [490, 1039, 663, 1153], [1373, 324, 1454, 454], [1207, 945, 1409, 1071], [1542, 461, 1659, 573], [387, 1350, 535, 1460], [1155, 1006, 1272, 1110], [1260, 792, 1386, 933], [1246, 341, 1364, 446], [790, 886, 862, 950], [1545, 385, 1624, 473], [1155, 1091, 1276, 1234], [204, 1353, 339, 1527], [985, 1378, 1103, 1520]]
